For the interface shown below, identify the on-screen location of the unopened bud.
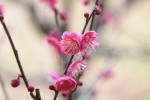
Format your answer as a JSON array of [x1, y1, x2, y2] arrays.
[[78, 81, 83, 86], [0, 15, 4, 20], [11, 78, 20, 88], [83, 0, 90, 5], [95, 10, 101, 15], [49, 84, 55, 90], [28, 85, 35, 92], [84, 12, 89, 19], [60, 12, 68, 21]]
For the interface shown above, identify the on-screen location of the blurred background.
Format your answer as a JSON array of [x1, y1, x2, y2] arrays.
[[0, 0, 150, 100]]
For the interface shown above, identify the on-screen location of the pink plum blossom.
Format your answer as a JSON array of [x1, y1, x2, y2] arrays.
[[46, 32, 61, 55], [60, 31, 81, 55], [67, 60, 86, 77], [55, 76, 77, 95], [39, 0, 58, 10], [80, 31, 99, 54]]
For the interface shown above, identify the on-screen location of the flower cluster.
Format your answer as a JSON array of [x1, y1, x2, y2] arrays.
[[0, 0, 107, 99], [60, 31, 99, 55], [48, 31, 98, 96]]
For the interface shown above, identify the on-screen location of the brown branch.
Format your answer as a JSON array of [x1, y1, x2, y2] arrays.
[[54, 9, 60, 31], [0, 19, 41, 100], [89, 0, 100, 30]]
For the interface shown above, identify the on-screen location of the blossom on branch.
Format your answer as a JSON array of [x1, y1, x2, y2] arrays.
[[80, 31, 99, 54], [55, 76, 77, 96], [60, 31, 81, 55], [67, 60, 86, 77]]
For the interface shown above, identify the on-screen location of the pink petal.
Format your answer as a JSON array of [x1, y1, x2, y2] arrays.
[[46, 35, 61, 55], [60, 31, 81, 55], [67, 60, 86, 77]]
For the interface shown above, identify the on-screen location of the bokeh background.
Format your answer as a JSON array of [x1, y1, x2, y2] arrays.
[[0, 0, 150, 100]]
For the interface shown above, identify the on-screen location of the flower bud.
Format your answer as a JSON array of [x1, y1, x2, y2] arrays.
[[83, 0, 89, 5], [78, 81, 83, 86], [60, 12, 68, 21], [49, 84, 55, 90], [95, 9, 101, 15], [0, 15, 3, 20], [28, 85, 35, 92], [11, 78, 20, 88], [84, 12, 89, 19]]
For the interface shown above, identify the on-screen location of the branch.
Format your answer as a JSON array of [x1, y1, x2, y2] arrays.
[[0, 19, 41, 100]]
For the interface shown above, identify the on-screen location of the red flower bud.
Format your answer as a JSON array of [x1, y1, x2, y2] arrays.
[[11, 78, 20, 88], [28, 85, 35, 92], [84, 12, 89, 19], [49, 84, 55, 90], [78, 81, 83, 86], [60, 12, 68, 21]]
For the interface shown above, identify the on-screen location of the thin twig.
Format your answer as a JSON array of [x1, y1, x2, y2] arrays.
[[64, 55, 74, 75], [82, 9, 95, 34], [54, 9, 60, 31], [89, 0, 99, 30], [53, 91, 59, 100]]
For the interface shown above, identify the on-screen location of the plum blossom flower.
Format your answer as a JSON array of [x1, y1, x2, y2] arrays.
[[55, 76, 77, 96], [39, 0, 58, 10], [80, 31, 99, 54], [60, 31, 80, 55], [46, 31, 61, 55], [67, 60, 86, 77]]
